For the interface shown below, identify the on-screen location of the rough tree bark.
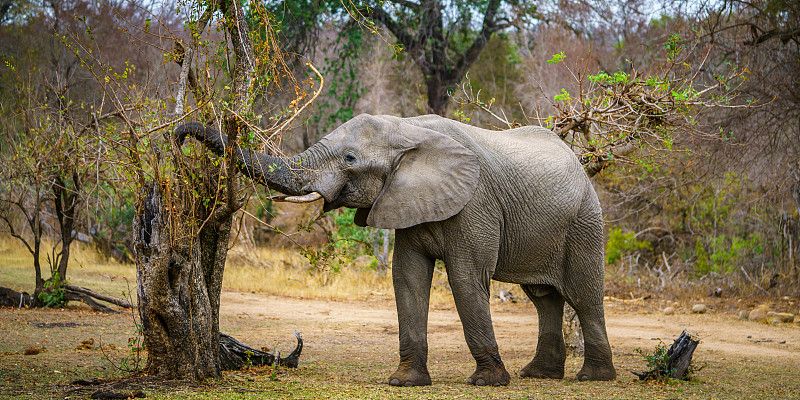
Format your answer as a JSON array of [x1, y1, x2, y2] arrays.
[[134, 181, 229, 379]]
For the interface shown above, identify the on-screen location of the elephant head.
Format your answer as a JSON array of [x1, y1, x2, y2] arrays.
[[176, 114, 480, 229]]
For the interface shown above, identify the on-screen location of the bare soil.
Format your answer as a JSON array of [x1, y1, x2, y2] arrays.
[[1, 291, 799, 399]]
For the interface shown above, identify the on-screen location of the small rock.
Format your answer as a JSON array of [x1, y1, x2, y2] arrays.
[[771, 313, 795, 323], [767, 311, 776, 318], [749, 309, 767, 322], [738, 310, 749, 320], [663, 306, 675, 315], [691, 304, 707, 314]]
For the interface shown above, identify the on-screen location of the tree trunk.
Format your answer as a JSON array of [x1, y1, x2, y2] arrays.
[[53, 173, 80, 281], [133, 181, 231, 380], [426, 75, 449, 115]]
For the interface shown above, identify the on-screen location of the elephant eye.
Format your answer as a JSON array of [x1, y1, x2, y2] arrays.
[[343, 153, 357, 164]]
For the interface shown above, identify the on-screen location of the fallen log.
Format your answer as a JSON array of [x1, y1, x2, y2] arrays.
[[0, 284, 132, 313], [633, 329, 700, 380], [63, 284, 133, 308], [0, 286, 35, 307], [62, 289, 118, 314], [219, 330, 303, 370]]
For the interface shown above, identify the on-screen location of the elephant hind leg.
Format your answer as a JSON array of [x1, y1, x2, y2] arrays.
[[569, 301, 616, 381], [561, 206, 616, 381], [519, 285, 566, 379]]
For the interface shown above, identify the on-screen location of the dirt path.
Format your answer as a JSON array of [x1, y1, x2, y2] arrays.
[[2, 291, 799, 399], [220, 291, 800, 371]]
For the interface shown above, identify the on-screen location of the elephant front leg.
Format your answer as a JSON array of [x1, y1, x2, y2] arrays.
[[448, 274, 511, 386], [389, 244, 434, 387]]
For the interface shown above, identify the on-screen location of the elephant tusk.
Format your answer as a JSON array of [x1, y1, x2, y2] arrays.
[[267, 192, 323, 203]]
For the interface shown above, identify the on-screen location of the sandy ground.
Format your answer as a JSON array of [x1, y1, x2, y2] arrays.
[[219, 291, 800, 380], [2, 291, 799, 399]]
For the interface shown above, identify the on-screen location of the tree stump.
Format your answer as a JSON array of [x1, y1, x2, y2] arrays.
[[633, 329, 700, 380], [563, 304, 584, 357]]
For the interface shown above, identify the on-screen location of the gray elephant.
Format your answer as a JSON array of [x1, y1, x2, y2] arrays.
[[176, 114, 616, 386]]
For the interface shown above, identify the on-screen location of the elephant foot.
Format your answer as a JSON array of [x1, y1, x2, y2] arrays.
[[519, 359, 565, 379], [576, 363, 616, 381], [466, 366, 511, 386], [388, 365, 431, 387]]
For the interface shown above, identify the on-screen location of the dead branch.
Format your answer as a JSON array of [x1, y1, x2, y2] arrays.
[[63, 284, 133, 308]]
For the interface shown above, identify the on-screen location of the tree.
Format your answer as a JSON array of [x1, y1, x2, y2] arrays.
[[361, 0, 523, 114], [271, 0, 533, 115], [0, 0, 141, 311], [53, 0, 311, 379]]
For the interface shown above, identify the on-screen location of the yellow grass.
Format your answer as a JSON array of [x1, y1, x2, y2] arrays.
[[0, 234, 520, 308], [223, 245, 520, 307], [0, 235, 137, 300]]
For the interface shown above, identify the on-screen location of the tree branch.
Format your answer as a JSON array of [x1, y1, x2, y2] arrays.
[[452, 0, 503, 79], [360, 5, 418, 53]]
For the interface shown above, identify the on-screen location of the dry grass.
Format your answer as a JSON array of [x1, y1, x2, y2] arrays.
[[0, 236, 137, 300], [223, 245, 520, 307], [0, 235, 520, 308]]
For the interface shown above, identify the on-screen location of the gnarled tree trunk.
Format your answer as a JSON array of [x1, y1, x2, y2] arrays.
[[134, 181, 230, 380]]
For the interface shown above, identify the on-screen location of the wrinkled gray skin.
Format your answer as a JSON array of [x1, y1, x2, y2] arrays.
[[176, 114, 616, 386]]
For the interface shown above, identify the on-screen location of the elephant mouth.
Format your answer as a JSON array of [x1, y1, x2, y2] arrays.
[[321, 184, 353, 212], [322, 194, 346, 212]]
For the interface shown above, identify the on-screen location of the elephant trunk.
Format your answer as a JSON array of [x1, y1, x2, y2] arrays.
[[175, 123, 321, 198]]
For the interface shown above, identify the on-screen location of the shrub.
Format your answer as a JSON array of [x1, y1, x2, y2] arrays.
[[606, 228, 652, 265]]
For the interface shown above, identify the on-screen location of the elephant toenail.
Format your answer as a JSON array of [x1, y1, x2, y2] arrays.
[[580, 375, 589, 381], [404, 381, 413, 387], [389, 378, 400, 386], [475, 379, 486, 386]]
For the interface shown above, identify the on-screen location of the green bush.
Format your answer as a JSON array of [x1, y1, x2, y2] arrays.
[[694, 234, 762, 275], [38, 272, 68, 308], [606, 228, 652, 265], [331, 208, 372, 255]]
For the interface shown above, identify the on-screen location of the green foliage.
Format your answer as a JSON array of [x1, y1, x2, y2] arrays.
[[313, 25, 365, 133], [331, 208, 375, 257], [38, 272, 68, 308], [694, 234, 763, 275], [547, 51, 566, 64], [664, 33, 685, 62], [689, 173, 765, 275], [588, 71, 630, 85], [554, 88, 572, 102], [606, 228, 652, 265], [635, 342, 673, 381]]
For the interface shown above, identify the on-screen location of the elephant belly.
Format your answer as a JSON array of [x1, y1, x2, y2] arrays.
[[491, 229, 567, 286]]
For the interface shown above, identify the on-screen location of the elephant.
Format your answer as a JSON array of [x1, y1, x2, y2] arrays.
[[176, 114, 617, 386]]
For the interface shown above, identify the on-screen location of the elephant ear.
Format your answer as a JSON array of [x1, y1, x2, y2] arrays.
[[366, 122, 480, 229]]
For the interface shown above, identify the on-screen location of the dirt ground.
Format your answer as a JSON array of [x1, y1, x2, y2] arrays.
[[1, 291, 799, 399]]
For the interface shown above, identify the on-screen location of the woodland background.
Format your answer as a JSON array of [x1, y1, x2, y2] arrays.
[[0, 0, 798, 305]]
